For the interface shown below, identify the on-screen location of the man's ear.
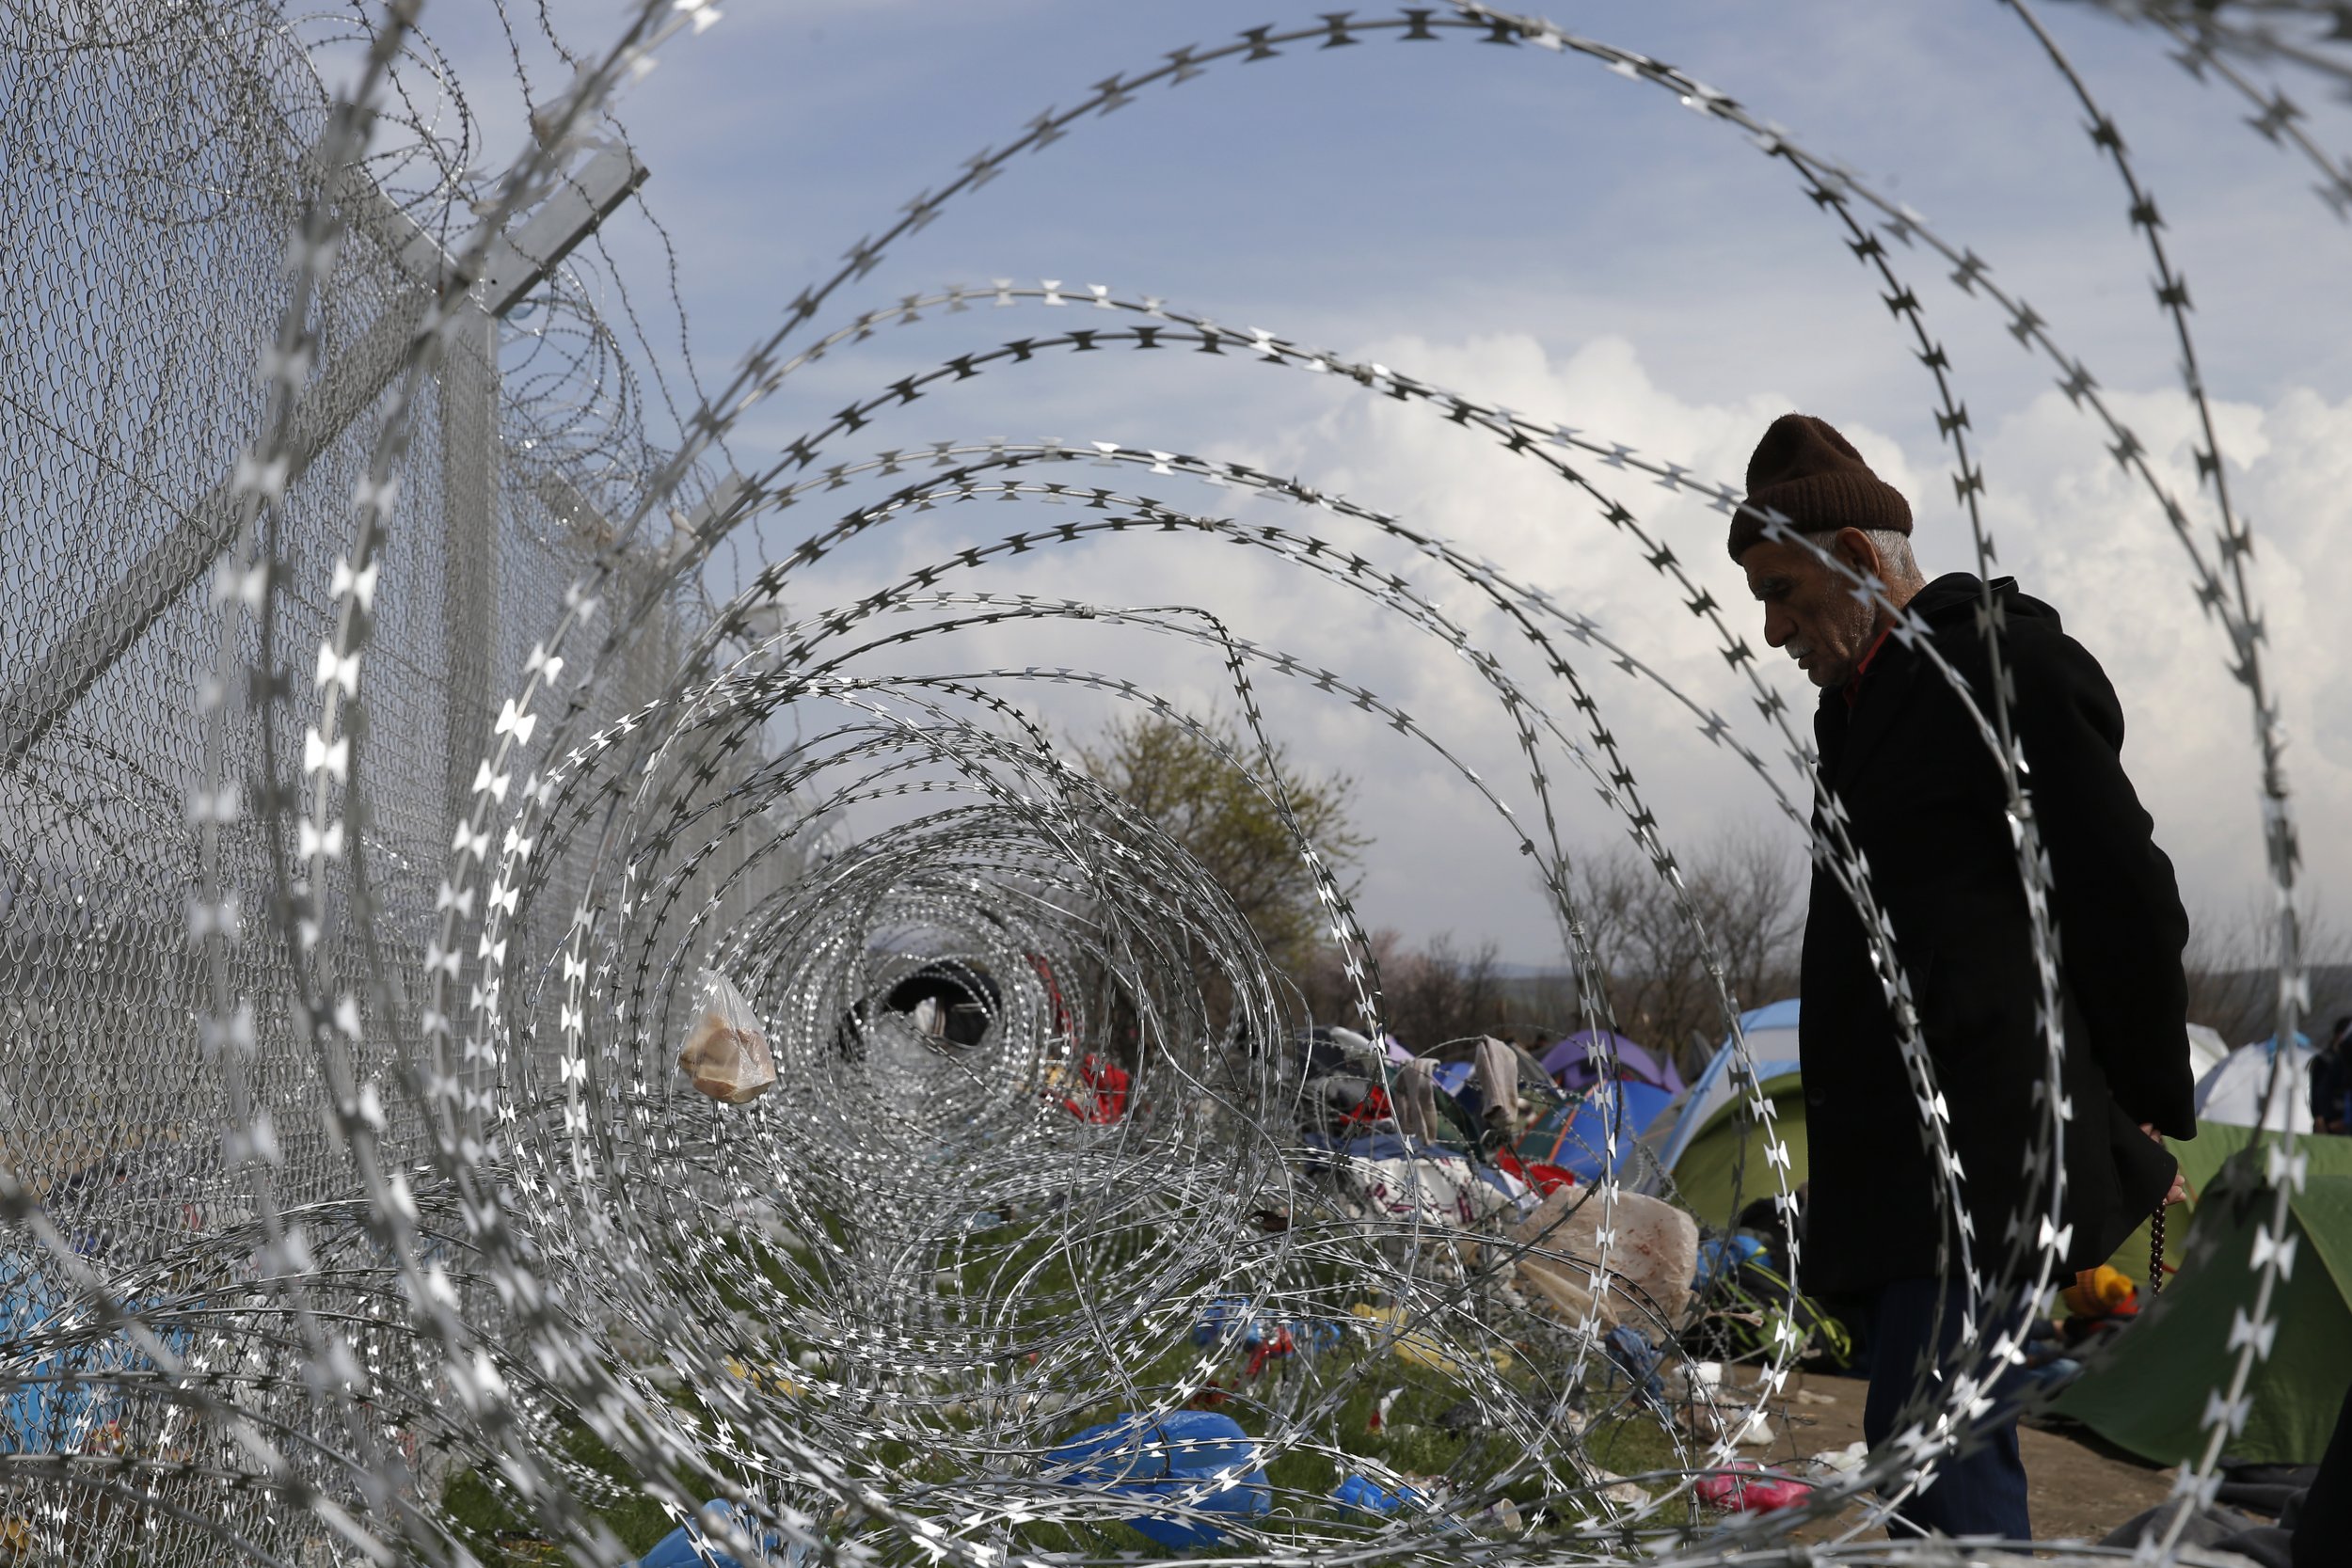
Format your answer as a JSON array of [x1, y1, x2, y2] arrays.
[[1831, 527, 1883, 582]]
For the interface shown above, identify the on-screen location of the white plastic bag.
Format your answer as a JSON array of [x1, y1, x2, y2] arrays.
[[1509, 1186, 1697, 1326], [677, 969, 775, 1103]]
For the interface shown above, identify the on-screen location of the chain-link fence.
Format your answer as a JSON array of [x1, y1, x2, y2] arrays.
[[0, 10, 803, 1557], [0, 0, 773, 1503]]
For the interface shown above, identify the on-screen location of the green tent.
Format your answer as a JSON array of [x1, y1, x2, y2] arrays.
[[2053, 1127, 2352, 1465], [2097, 1120, 2347, 1281], [1668, 1071, 1809, 1234], [1665, 1094, 2352, 1463]]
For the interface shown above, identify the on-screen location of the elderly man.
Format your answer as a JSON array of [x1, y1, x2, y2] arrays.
[[1730, 413, 2194, 1540]]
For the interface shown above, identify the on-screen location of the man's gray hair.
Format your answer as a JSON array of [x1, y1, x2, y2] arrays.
[[1859, 528, 1924, 589]]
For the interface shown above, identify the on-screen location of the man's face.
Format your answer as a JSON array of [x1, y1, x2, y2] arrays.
[[1740, 531, 1882, 689]]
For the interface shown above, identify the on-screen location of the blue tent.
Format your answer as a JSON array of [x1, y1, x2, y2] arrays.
[[637, 1502, 784, 1568], [1652, 999, 1804, 1173], [1516, 1079, 1677, 1179], [1, 1246, 186, 1456]]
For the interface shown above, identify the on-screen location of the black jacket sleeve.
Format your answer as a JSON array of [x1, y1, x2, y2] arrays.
[[2007, 626, 2196, 1134]]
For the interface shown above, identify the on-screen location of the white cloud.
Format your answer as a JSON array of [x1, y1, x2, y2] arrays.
[[722, 312, 2348, 988], [1975, 383, 2352, 927], [1170, 329, 2352, 962], [635, 0, 2352, 982]]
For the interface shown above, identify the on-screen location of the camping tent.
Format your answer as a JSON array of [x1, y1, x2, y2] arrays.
[[1666, 1074, 1809, 1234], [2054, 1124, 2352, 1465], [1651, 1001, 1802, 1172], [1515, 1079, 1677, 1180], [2185, 1022, 2228, 1085], [2195, 1039, 2316, 1132], [1650, 1008, 2241, 1232], [1644, 1001, 1804, 1232], [1540, 1030, 1683, 1095]]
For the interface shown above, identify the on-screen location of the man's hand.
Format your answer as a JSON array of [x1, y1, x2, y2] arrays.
[[2141, 1122, 2187, 1207]]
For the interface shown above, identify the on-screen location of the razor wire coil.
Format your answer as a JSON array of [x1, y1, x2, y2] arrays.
[[0, 2, 2342, 1564]]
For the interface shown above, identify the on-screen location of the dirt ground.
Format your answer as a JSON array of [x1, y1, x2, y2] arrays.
[[1724, 1364, 2177, 1545]]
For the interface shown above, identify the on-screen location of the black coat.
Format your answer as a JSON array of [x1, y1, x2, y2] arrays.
[[1798, 572, 2194, 1294]]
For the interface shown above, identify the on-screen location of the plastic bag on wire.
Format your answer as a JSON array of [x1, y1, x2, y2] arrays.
[[677, 969, 776, 1104]]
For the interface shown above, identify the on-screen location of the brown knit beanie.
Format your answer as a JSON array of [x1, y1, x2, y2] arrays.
[[1726, 413, 1912, 561]]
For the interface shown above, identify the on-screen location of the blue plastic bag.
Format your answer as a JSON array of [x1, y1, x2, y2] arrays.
[[1330, 1474, 1425, 1515], [1692, 1234, 1767, 1294], [636, 1500, 787, 1568], [1192, 1295, 1256, 1347], [1048, 1411, 1271, 1548], [1604, 1323, 1666, 1404]]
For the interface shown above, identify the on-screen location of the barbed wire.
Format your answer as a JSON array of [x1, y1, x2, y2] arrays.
[[0, 1, 2344, 1564]]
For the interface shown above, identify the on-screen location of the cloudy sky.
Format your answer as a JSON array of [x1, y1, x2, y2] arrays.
[[396, 1, 2352, 973]]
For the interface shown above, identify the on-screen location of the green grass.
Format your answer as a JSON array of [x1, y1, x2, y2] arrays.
[[1583, 1410, 1680, 1485], [441, 1418, 685, 1562], [437, 1202, 1694, 1559]]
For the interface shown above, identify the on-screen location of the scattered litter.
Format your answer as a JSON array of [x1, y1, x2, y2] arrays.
[[1807, 1439, 1867, 1475], [1348, 1304, 1514, 1376], [1193, 1296, 1343, 1377], [1603, 1323, 1666, 1404], [1435, 1400, 1486, 1433], [1694, 1461, 1812, 1513], [1585, 1467, 1648, 1508], [1471, 1497, 1524, 1534], [721, 1358, 805, 1398]]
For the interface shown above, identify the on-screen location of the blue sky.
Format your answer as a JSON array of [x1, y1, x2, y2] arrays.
[[382, 2, 2352, 979]]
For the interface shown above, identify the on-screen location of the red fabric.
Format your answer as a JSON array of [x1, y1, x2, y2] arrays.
[[1060, 1053, 1130, 1122], [1026, 953, 1074, 1041], [1339, 1085, 1393, 1127], [1494, 1151, 1575, 1194], [1843, 625, 1894, 709], [1243, 1325, 1295, 1378]]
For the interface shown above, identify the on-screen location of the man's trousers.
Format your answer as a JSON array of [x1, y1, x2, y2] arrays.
[[1861, 1276, 2033, 1541]]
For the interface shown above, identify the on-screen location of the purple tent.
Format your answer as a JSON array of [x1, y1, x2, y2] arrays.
[[1538, 1029, 1683, 1094]]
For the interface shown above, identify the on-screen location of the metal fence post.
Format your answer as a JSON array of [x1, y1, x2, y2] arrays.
[[439, 301, 501, 836]]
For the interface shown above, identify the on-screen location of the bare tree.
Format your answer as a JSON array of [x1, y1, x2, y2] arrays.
[[1513, 830, 2352, 1082], [1381, 933, 1506, 1052], [1545, 827, 1804, 1080], [1293, 928, 1508, 1051], [2185, 898, 2352, 1048]]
